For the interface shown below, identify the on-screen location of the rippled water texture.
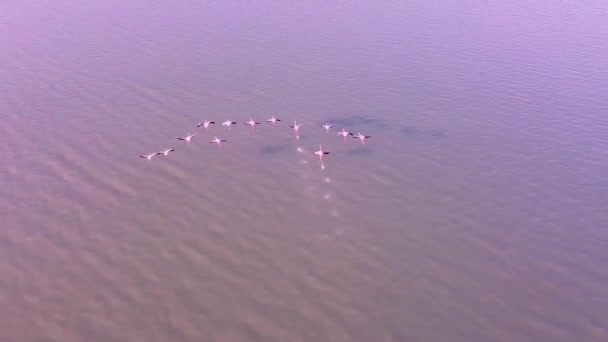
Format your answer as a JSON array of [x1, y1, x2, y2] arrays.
[[1, 1, 607, 341]]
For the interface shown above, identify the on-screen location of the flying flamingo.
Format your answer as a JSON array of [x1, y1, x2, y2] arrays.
[[353, 132, 371, 145], [197, 120, 215, 129], [222, 120, 237, 130], [210, 136, 226, 147], [156, 148, 175, 156], [337, 128, 353, 141], [289, 121, 303, 139], [313, 145, 330, 160], [178, 132, 197, 143], [244, 118, 261, 128], [267, 116, 281, 125], [320, 122, 333, 133]]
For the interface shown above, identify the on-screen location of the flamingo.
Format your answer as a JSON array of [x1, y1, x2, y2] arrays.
[[244, 118, 261, 128], [178, 133, 197, 142], [353, 132, 371, 145], [157, 148, 175, 156], [140, 153, 156, 160], [267, 116, 281, 125], [210, 136, 226, 147], [289, 121, 303, 139], [320, 122, 333, 133], [313, 145, 330, 160], [222, 120, 237, 130], [197, 120, 215, 129], [337, 128, 353, 141]]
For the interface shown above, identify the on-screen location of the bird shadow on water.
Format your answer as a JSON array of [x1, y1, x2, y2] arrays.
[[429, 130, 447, 139], [260, 144, 289, 156], [401, 126, 448, 140], [327, 115, 448, 140], [343, 147, 372, 156], [326, 115, 388, 130], [401, 126, 419, 137]]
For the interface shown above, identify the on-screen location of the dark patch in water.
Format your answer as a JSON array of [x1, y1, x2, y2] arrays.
[[429, 130, 447, 139], [400, 126, 447, 140], [260, 144, 288, 155], [343, 147, 372, 156], [325, 115, 387, 130], [401, 126, 420, 137]]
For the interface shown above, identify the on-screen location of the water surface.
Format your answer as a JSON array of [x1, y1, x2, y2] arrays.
[[1, 1, 607, 341]]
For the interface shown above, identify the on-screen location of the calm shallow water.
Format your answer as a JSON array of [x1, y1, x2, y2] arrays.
[[1, 1, 607, 341]]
